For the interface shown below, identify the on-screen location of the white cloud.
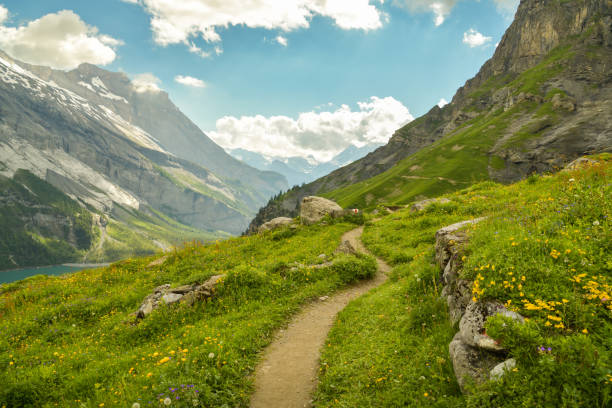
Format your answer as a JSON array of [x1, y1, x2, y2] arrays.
[[395, 0, 518, 25], [0, 8, 121, 70], [133, 0, 384, 55], [276, 35, 288, 47], [395, 0, 458, 26], [208, 96, 413, 162], [132, 73, 162, 93], [437, 98, 449, 108], [175, 75, 206, 88], [462, 28, 492, 48], [0, 5, 8, 24]]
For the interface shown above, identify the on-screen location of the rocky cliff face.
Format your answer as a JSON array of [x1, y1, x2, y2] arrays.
[[248, 0, 611, 230]]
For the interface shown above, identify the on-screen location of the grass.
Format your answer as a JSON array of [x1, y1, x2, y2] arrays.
[[0, 220, 375, 407], [314, 156, 611, 407]]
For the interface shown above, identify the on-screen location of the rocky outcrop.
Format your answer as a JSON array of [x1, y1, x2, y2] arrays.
[[258, 217, 294, 233], [435, 218, 525, 393], [299, 196, 344, 225], [135, 274, 225, 319], [563, 156, 600, 171]]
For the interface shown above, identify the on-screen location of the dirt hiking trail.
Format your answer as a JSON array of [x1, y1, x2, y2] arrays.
[[250, 226, 391, 408]]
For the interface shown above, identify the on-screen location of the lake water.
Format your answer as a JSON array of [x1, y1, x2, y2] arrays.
[[0, 264, 107, 284]]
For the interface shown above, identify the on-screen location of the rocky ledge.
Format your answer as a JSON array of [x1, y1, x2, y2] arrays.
[[134, 274, 225, 320], [435, 218, 523, 393]]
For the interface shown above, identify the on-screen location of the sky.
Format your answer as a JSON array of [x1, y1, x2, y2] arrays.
[[0, 0, 519, 162]]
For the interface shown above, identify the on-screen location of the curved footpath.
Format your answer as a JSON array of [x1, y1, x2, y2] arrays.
[[250, 226, 391, 408]]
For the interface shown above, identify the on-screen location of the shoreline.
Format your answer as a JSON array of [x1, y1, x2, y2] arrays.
[[0, 263, 111, 274]]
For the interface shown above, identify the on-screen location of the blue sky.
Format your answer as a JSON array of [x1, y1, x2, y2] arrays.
[[0, 0, 518, 161]]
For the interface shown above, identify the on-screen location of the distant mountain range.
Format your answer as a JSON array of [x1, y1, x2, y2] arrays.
[[0, 51, 287, 268], [228, 144, 382, 187], [248, 0, 611, 232]]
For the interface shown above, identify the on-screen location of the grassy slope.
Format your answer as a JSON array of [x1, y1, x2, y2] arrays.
[[323, 44, 577, 211], [314, 156, 610, 407], [0, 220, 375, 407]]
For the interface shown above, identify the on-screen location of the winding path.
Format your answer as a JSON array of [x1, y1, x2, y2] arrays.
[[250, 226, 391, 408]]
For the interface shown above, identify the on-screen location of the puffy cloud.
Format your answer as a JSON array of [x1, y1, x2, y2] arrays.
[[437, 98, 449, 108], [132, 73, 162, 93], [0, 5, 8, 24], [175, 75, 206, 88], [462, 28, 492, 47], [276, 35, 288, 47], [0, 8, 121, 70], [208, 96, 413, 162], [133, 0, 384, 55]]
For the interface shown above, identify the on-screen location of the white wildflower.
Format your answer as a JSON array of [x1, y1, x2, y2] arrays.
[[208, 352, 215, 359], [164, 397, 172, 406]]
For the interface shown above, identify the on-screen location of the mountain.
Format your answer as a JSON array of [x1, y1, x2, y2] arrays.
[[229, 143, 382, 187], [0, 51, 287, 268], [248, 0, 612, 231]]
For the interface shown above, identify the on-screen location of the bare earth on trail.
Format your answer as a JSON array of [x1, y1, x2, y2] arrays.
[[250, 226, 391, 408]]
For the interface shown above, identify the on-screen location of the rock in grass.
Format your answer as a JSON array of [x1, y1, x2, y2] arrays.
[[449, 332, 502, 393], [300, 196, 344, 225], [490, 358, 517, 381], [135, 275, 225, 319], [563, 157, 599, 171], [459, 302, 524, 352], [258, 217, 294, 233], [410, 197, 451, 212]]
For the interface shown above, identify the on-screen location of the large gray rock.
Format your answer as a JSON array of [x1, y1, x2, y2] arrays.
[[490, 358, 517, 381], [135, 275, 225, 319], [449, 333, 502, 393], [258, 217, 294, 232], [459, 302, 524, 352], [299, 196, 344, 225]]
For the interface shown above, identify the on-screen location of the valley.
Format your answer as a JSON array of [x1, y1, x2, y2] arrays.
[[0, 0, 610, 407]]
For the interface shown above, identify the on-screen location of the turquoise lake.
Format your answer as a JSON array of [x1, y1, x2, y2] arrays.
[[0, 265, 104, 284]]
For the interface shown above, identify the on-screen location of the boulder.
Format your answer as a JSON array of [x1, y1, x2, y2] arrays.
[[162, 293, 183, 305], [258, 217, 294, 233], [449, 333, 502, 393], [563, 157, 599, 171], [459, 302, 524, 352], [411, 197, 451, 212], [299, 196, 344, 225], [551, 93, 576, 111], [135, 275, 225, 320], [490, 358, 517, 381]]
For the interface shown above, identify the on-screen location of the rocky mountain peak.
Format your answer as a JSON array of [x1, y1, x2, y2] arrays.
[[455, 0, 611, 102]]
